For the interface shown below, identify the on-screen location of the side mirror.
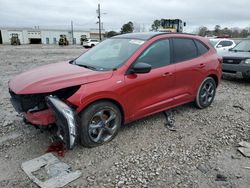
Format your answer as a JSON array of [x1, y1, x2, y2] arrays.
[[217, 44, 223, 48], [132, 62, 151, 74]]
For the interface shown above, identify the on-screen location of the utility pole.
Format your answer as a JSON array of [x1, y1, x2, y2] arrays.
[[71, 20, 74, 45], [97, 3, 102, 41]]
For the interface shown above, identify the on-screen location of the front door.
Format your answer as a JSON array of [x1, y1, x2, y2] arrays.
[[123, 39, 176, 120]]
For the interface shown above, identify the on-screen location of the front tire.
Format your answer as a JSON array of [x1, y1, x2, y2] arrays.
[[195, 77, 216, 109], [79, 101, 122, 147]]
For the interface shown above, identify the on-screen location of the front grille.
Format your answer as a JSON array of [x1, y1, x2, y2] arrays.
[[9, 85, 80, 113], [9, 90, 47, 113], [223, 58, 242, 64]]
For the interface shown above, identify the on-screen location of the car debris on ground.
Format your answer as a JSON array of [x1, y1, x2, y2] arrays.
[[21, 153, 82, 188], [238, 141, 250, 158], [163, 110, 176, 131]]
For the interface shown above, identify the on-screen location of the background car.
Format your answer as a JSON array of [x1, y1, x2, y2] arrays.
[[221, 39, 250, 80], [9, 32, 222, 149], [83, 39, 99, 48], [209, 38, 236, 53]]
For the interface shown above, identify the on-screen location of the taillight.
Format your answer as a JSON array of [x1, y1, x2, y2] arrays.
[[218, 56, 223, 64], [218, 56, 223, 63]]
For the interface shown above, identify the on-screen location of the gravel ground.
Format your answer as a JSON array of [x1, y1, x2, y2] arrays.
[[0, 45, 249, 188]]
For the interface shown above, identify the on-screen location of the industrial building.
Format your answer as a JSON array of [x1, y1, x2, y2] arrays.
[[0, 27, 105, 45]]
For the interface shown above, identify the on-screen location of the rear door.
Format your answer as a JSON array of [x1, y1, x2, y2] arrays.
[[123, 39, 176, 119], [171, 38, 209, 103]]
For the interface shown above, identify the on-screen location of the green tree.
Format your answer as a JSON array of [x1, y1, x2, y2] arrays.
[[240, 29, 248, 38], [221, 27, 232, 37], [198, 26, 208, 36], [106, 31, 119, 38], [121, 21, 134, 34], [151, 19, 161, 31], [214, 25, 221, 35]]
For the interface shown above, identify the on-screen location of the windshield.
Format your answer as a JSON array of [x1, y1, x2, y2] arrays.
[[232, 40, 250, 52], [74, 38, 145, 71]]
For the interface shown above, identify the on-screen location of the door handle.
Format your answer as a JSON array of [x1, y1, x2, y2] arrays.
[[199, 63, 205, 68], [162, 72, 173, 77]]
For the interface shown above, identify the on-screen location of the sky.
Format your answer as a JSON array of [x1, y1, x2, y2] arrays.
[[1, 0, 250, 33]]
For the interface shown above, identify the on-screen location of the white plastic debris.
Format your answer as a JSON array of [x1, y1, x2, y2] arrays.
[[238, 141, 250, 158], [21, 153, 82, 188]]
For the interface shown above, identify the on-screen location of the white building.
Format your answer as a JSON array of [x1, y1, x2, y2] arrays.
[[0, 27, 105, 45]]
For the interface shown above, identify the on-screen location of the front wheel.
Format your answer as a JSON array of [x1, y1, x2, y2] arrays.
[[79, 101, 122, 147], [195, 77, 216, 109]]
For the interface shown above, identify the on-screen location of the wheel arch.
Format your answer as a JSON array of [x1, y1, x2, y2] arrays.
[[78, 98, 125, 124], [207, 74, 219, 87]]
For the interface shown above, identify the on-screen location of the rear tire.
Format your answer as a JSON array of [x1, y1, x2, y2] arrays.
[[79, 101, 122, 147], [195, 77, 216, 109]]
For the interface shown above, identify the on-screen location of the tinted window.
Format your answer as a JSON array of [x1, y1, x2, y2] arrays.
[[135, 39, 170, 69], [218, 41, 233, 47], [173, 38, 197, 63], [194, 40, 209, 55]]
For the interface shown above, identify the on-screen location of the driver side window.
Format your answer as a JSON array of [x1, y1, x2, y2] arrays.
[[135, 39, 171, 69]]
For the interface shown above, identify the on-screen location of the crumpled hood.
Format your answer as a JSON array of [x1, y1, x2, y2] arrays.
[[9, 61, 113, 94]]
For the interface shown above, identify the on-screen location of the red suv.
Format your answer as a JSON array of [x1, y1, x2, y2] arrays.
[[9, 32, 222, 149]]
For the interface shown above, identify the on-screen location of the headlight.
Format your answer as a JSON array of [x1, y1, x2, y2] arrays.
[[46, 96, 77, 149], [244, 59, 250, 64]]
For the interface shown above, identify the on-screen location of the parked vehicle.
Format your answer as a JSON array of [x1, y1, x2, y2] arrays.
[[83, 39, 99, 48], [9, 32, 222, 149], [58, 35, 69, 46], [221, 40, 250, 80], [209, 38, 236, 53], [80, 35, 87, 45], [10, 33, 21, 45], [158, 19, 186, 33]]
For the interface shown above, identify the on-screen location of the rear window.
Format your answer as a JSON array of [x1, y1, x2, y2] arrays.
[[194, 40, 209, 55], [218, 41, 233, 47], [173, 38, 198, 63]]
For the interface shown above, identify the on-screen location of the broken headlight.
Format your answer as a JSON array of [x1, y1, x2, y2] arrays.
[[46, 96, 78, 149]]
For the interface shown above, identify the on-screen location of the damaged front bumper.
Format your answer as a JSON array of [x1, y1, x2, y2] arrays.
[[46, 96, 78, 150]]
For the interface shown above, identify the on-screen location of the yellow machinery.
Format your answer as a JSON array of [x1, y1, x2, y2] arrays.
[[11, 33, 21, 45], [80, 35, 87, 45], [58, 35, 69, 45], [159, 19, 186, 33]]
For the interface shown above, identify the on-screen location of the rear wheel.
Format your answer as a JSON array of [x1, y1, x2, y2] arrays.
[[91, 44, 95, 47], [80, 101, 122, 147], [195, 77, 216, 109]]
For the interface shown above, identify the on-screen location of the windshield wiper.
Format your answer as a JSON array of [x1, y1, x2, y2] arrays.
[[76, 64, 97, 70]]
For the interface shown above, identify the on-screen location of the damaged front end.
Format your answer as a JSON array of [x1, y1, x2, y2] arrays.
[[9, 86, 81, 149], [46, 96, 78, 150]]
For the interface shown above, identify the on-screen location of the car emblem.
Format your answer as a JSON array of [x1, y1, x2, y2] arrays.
[[227, 60, 233, 63]]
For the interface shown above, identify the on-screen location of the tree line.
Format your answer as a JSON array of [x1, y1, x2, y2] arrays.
[[198, 25, 249, 38], [106, 22, 250, 39], [106, 19, 170, 37], [105, 21, 134, 38]]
